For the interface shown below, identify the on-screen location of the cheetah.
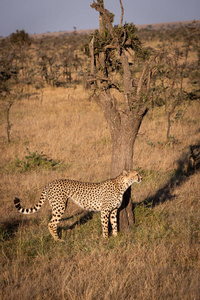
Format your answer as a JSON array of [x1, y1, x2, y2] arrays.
[[14, 170, 142, 241]]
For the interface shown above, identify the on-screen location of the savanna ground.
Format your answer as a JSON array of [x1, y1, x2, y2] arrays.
[[0, 26, 200, 299]]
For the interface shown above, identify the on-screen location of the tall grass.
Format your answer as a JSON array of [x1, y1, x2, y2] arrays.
[[0, 82, 200, 298]]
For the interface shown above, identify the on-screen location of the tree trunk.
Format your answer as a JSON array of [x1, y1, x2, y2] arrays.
[[110, 115, 142, 177], [94, 89, 145, 233], [110, 113, 143, 232]]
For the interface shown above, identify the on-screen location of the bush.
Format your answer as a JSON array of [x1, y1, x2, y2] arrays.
[[10, 149, 66, 172]]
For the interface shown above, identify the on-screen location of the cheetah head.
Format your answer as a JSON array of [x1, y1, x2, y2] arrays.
[[122, 170, 142, 185]]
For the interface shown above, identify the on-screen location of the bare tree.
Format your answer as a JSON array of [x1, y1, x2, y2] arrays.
[[84, 1, 153, 232]]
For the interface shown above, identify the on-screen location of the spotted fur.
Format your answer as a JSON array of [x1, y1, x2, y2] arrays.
[[14, 170, 142, 241]]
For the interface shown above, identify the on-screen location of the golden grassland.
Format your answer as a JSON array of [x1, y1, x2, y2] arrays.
[[0, 80, 200, 297]]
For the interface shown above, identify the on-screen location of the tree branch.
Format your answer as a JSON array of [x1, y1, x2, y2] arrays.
[[136, 63, 148, 97], [89, 36, 95, 76], [91, 2, 114, 35], [93, 90, 121, 138], [121, 49, 133, 96], [119, 0, 124, 27], [87, 76, 121, 91]]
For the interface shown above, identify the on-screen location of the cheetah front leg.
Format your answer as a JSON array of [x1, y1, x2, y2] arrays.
[[110, 208, 118, 236], [101, 209, 110, 238]]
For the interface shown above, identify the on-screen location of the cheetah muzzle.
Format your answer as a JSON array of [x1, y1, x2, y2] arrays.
[[14, 170, 142, 241]]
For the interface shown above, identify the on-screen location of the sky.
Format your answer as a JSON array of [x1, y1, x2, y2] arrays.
[[0, 0, 200, 37]]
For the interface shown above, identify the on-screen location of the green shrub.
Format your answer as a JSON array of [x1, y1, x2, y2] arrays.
[[10, 149, 67, 173]]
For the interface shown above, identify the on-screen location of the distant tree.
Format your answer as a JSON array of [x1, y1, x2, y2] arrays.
[[151, 23, 200, 142], [9, 30, 33, 87], [10, 29, 31, 46], [0, 31, 31, 142]]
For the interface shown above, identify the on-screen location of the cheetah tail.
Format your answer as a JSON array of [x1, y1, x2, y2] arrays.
[[14, 191, 46, 215]]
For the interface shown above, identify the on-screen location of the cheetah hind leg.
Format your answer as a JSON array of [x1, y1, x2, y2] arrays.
[[101, 209, 110, 238], [110, 208, 118, 237], [48, 202, 66, 242]]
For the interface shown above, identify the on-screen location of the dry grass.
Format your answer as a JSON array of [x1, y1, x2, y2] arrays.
[[0, 79, 200, 298]]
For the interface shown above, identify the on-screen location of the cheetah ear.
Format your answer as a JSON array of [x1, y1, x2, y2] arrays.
[[122, 170, 127, 176]]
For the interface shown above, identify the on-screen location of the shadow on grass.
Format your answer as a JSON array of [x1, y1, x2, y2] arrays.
[[58, 211, 94, 234], [1, 211, 94, 241], [141, 143, 200, 207], [0, 218, 30, 241]]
